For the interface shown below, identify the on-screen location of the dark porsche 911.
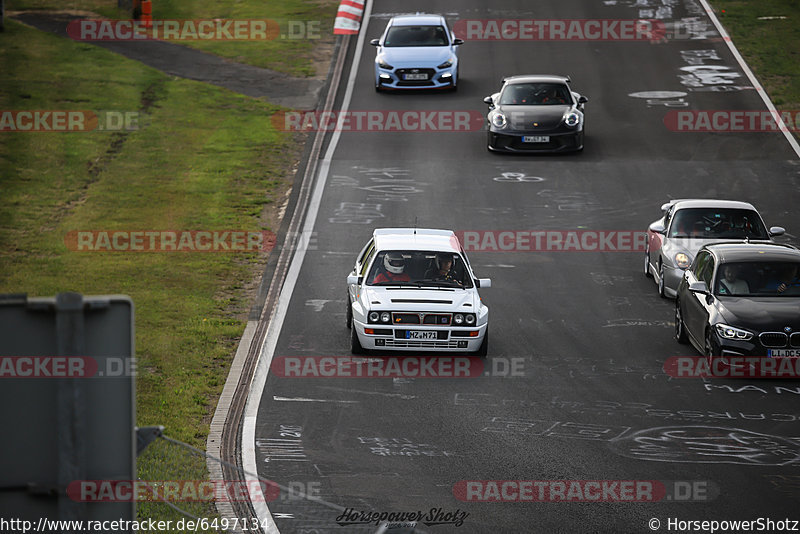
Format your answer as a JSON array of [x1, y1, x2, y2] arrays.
[[675, 242, 800, 363], [484, 75, 587, 153]]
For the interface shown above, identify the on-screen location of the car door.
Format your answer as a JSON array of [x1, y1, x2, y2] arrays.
[[349, 239, 374, 305], [685, 251, 715, 345]]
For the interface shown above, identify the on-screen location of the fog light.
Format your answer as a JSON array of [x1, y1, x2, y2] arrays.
[[441, 72, 452, 78], [375, 339, 385, 346], [379, 73, 391, 80], [457, 341, 468, 348]]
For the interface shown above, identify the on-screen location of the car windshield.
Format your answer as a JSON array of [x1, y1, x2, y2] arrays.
[[498, 82, 571, 106], [366, 250, 472, 288], [384, 25, 449, 47], [715, 261, 800, 297], [668, 208, 769, 239]]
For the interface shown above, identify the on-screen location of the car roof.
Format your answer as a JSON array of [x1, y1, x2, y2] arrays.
[[502, 75, 571, 85], [661, 198, 758, 212], [372, 228, 460, 253], [703, 242, 800, 263], [389, 14, 446, 27]]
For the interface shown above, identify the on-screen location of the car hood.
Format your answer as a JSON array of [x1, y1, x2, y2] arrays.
[[495, 105, 571, 130], [362, 286, 477, 311], [716, 297, 800, 331], [379, 46, 452, 65]]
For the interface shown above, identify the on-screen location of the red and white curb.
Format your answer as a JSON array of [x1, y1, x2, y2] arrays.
[[333, 0, 365, 35]]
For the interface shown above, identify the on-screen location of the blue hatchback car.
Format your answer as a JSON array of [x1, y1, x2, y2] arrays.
[[369, 14, 463, 91]]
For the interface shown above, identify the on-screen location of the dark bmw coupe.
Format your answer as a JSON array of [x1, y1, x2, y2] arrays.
[[484, 74, 587, 153], [675, 242, 800, 363]]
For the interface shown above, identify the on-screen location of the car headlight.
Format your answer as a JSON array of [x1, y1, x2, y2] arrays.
[[465, 314, 476, 325], [715, 323, 753, 341], [454, 313, 464, 325], [437, 58, 455, 69], [675, 253, 691, 269], [563, 111, 581, 127], [368, 311, 379, 323], [377, 58, 394, 70], [380, 312, 391, 323], [491, 112, 507, 129]]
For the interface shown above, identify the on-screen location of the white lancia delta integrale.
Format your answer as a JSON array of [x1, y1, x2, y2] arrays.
[[346, 229, 490, 356]]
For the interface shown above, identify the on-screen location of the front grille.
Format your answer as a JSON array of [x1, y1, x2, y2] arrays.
[[760, 332, 788, 348], [384, 339, 462, 349], [791, 332, 800, 348], [393, 313, 420, 324], [423, 314, 451, 325], [392, 312, 452, 325]]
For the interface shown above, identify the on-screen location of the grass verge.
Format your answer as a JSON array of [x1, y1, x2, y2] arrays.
[[710, 0, 800, 132], [6, 0, 339, 76], [0, 17, 305, 527]]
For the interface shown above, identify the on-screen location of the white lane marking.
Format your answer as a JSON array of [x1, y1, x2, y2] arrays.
[[316, 386, 417, 399], [242, 0, 375, 529], [273, 396, 359, 403], [698, 0, 800, 159]]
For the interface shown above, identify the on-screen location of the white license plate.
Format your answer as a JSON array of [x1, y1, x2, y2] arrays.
[[406, 330, 437, 339], [522, 135, 550, 143], [768, 349, 800, 357], [403, 73, 428, 81]]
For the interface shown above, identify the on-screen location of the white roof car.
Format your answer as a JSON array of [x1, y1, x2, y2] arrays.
[[346, 228, 490, 355]]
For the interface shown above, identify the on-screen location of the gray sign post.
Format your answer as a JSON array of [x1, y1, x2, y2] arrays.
[[0, 293, 135, 531]]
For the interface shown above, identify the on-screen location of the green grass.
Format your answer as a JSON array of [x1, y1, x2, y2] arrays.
[[0, 18, 302, 528], [711, 0, 800, 116], [6, 0, 339, 76]]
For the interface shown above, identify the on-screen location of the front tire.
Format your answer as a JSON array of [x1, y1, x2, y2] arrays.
[[350, 325, 365, 355], [474, 331, 488, 358], [644, 247, 652, 278], [705, 329, 720, 375], [346, 296, 352, 329], [658, 262, 667, 298], [674, 301, 688, 344]]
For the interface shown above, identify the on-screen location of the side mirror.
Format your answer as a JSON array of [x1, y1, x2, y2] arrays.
[[649, 221, 666, 234], [453, 38, 464, 45], [483, 96, 493, 105], [769, 226, 786, 237], [347, 275, 362, 285], [369, 38, 380, 46], [688, 281, 710, 296], [475, 278, 491, 288], [578, 95, 588, 104]]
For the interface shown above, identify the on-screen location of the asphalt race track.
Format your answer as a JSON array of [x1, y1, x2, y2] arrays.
[[245, 1, 800, 532]]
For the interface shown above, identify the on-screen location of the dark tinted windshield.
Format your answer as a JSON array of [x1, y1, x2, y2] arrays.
[[366, 250, 472, 288], [384, 25, 449, 47], [499, 83, 572, 106], [715, 261, 800, 297], [669, 208, 769, 239]]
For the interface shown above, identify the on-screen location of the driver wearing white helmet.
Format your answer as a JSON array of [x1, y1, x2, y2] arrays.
[[373, 251, 411, 283]]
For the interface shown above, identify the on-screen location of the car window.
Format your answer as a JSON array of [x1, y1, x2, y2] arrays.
[[663, 206, 674, 230], [499, 83, 572, 106], [668, 208, 769, 239], [691, 251, 709, 276], [716, 261, 800, 297], [698, 255, 715, 287], [359, 245, 375, 277], [384, 25, 449, 47], [357, 239, 374, 267], [366, 250, 472, 288]]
